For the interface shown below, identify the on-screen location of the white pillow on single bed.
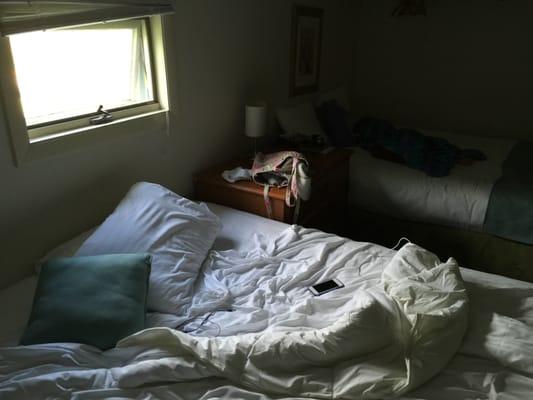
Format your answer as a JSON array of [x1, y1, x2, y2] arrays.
[[276, 102, 327, 138], [315, 86, 351, 111], [75, 182, 221, 315]]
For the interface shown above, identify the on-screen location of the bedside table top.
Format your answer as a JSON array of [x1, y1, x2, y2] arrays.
[[195, 157, 286, 200], [194, 148, 352, 201]]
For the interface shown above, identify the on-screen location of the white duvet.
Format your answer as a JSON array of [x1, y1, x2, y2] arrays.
[[0, 226, 468, 399]]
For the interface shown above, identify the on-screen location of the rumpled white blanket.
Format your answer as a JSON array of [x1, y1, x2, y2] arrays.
[[0, 227, 468, 399]]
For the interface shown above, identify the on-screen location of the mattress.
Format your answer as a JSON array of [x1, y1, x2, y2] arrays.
[[349, 130, 516, 230], [1, 203, 533, 399]]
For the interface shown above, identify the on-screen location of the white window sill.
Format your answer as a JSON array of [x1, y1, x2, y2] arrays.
[[17, 109, 168, 164]]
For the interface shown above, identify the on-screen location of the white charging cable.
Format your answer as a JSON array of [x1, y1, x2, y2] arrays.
[[391, 237, 411, 250]]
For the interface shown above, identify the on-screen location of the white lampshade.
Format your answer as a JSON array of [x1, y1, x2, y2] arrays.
[[245, 103, 267, 138]]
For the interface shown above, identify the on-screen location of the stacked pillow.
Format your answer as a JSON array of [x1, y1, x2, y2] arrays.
[[316, 100, 356, 147], [21, 182, 222, 349], [75, 182, 221, 315], [276, 102, 327, 139], [275, 87, 358, 147], [315, 86, 351, 111]]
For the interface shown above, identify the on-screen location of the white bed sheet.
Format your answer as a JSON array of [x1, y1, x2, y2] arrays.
[[1, 203, 533, 399], [349, 130, 516, 229]]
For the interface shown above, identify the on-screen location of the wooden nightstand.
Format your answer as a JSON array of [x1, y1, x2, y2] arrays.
[[194, 148, 352, 231]]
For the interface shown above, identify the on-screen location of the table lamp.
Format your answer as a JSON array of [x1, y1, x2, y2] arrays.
[[245, 103, 266, 156]]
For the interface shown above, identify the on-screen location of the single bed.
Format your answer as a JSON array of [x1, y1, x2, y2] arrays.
[[349, 129, 515, 231], [1, 200, 533, 399], [281, 90, 530, 243], [347, 129, 533, 282]]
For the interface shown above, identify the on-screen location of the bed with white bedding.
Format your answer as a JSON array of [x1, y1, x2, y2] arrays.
[[349, 130, 516, 231], [1, 198, 533, 399]]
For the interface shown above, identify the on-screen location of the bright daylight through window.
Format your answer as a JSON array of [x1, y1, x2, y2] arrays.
[[9, 18, 155, 130]]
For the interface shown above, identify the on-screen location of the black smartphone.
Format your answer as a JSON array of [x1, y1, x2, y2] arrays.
[[309, 279, 344, 296]]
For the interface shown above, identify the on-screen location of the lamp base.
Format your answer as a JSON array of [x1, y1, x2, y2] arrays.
[[250, 137, 261, 160]]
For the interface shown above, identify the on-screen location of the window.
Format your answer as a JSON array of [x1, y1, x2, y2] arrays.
[[0, 15, 169, 165], [10, 19, 155, 131]]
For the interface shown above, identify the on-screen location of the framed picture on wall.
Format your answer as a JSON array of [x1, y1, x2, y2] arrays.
[[289, 5, 323, 96]]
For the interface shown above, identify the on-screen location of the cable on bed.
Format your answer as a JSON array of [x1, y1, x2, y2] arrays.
[[176, 311, 222, 337], [391, 237, 411, 250]]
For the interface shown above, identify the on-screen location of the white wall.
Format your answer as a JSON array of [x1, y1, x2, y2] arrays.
[[351, 0, 533, 139], [0, 0, 353, 287]]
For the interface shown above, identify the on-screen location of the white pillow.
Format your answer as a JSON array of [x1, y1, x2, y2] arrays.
[[36, 228, 95, 273], [276, 103, 326, 137], [75, 182, 221, 315], [315, 86, 351, 111]]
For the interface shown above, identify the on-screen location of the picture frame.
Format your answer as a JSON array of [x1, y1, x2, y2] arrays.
[[289, 5, 323, 97]]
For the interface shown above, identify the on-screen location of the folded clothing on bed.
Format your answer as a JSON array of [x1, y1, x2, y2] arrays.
[[354, 118, 486, 177], [315, 99, 357, 147]]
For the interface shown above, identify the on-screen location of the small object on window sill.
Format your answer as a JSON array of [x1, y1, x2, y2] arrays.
[[89, 105, 113, 125]]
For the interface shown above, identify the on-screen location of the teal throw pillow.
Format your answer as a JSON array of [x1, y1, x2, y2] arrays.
[[20, 253, 151, 350]]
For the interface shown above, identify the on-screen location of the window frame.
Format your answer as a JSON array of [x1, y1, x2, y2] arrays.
[[0, 15, 170, 165], [23, 18, 158, 132]]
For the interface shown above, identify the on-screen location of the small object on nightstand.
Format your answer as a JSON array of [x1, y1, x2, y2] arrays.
[[250, 151, 310, 222], [194, 148, 352, 232], [221, 167, 251, 183]]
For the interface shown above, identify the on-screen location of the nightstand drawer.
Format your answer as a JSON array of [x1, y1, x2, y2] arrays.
[[195, 180, 288, 222]]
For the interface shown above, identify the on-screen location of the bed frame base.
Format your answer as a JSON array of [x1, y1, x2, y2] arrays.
[[345, 208, 533, 283]]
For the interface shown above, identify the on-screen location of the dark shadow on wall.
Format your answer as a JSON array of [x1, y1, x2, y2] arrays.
[[0, 170, 137, 289]]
